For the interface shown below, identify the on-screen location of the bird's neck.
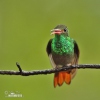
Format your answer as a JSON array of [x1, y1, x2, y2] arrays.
[[51, 34, 74, 55]]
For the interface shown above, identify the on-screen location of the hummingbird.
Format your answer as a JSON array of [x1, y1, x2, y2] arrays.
[[46, 25, 79, 87]]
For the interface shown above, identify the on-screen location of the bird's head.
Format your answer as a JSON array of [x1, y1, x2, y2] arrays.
[[51, 24, 69, 36]]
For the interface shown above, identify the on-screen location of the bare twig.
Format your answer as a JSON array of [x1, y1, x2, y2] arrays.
[[0, 63, 100, 76], [16, 62, 22, 73]]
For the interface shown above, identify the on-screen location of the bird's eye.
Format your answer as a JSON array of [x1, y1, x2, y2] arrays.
[[64, 28, 66, 32]]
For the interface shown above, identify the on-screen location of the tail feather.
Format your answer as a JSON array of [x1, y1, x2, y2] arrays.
[[54, 73, 58, 87], [64, 72, 71, 84], [58, 72, 64, 86], [54, 72, 71, 87]]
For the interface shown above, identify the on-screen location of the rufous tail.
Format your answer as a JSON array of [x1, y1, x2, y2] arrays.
[[54, 72, 71, 87]]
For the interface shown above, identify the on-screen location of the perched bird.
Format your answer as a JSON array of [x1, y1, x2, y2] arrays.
[[46, 25, 79, 87]]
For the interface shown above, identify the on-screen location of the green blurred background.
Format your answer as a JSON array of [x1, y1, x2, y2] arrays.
[[0, 0, 100, 100]]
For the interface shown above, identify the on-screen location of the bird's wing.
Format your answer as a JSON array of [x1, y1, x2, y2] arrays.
[[70, 40, 80, 79], [73, 40, 80, 64], [46, 39, 52, 56], [46, 39, 56, 68]]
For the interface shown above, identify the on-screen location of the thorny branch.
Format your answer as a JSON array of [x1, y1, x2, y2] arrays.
[[0, 62, 100, 76]]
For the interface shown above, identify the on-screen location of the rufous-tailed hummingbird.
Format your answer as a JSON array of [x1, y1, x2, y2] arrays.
[[46, 25, 79, 87]]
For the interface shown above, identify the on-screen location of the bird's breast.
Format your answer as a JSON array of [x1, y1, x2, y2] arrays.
[[52, 53, 74, 65]]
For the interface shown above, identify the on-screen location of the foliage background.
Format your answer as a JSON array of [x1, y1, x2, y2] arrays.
[[0, 0, 100, 100]]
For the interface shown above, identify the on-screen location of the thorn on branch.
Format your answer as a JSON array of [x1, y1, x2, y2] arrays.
[[16, 62, 22, 73]]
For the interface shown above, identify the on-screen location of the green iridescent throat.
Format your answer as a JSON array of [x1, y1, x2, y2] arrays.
[[51, 34, 74, 55]]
